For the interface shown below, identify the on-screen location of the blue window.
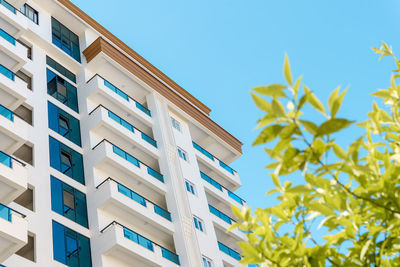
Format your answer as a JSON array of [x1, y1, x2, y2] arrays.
[[19, 4, 38, 24], [185, 180, 195, 195], [52, 221, 92, 267], [46, 56, 76, 83], [51, 17, 81, 62], [47, 69, 78, 113], [202, 256, 212, 267], [193, 216, 204, 232], [49, 136, 84, 185], [48, 102, 81, 146], [178, 148, 188, 161], [51, 176, 88, 228]]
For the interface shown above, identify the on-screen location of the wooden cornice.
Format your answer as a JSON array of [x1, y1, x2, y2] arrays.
[[83, 37, 242, 153]]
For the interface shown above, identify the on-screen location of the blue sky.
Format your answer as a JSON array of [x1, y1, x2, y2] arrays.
[[71, 0, 400, 209]]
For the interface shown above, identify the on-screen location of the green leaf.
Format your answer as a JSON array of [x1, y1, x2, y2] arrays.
[[272, 98, 286, 117], [360, 239, 372, 261], [328, 87, 346, 118], [304, 86, 326, 115], [253, 84, 287, 97], [332, 144, 347, 160], [371, 89, 391, 99], [298, 93, 308, 109], [284, 54, 293, 85], [292, 76, 302, 99], [253, 125, 284, 145], [251, 92, 271, 112], [300, 120, 318, 135], [270, 173, 282, 189], [316, 118, 353, 137]]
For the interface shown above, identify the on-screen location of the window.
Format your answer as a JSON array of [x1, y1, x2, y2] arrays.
[[51, 17, 81, 62], [51, 176, 88, 228], [47, 69, 78, 112], [46, 56, 76, 83], [193, 216, 204, 232], [52, 221, 92, 267], [185, 180, 195, 195], [49, 136, 85, 184], [178, 147, 188, 161], [171, 117, 181, 132], [48, 102, 81, 146], [202, 256, 212, 267], [20, 4, 38, 24]]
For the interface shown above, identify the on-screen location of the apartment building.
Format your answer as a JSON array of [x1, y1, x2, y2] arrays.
[[0, 0, 248, 266]]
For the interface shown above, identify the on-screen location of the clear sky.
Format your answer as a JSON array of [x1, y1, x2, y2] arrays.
[[71, 0, 400, 209]]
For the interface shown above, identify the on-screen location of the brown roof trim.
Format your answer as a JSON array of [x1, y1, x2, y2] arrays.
[[57, 0, 211, 116], [83, 37, 242, 153]]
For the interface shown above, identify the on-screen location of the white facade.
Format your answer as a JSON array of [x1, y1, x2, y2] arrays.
[[0, 1, 248, 267]]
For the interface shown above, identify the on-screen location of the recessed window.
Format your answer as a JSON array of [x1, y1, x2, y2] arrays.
[[59, 115, 70, 136], [63, 190, 75, 212], [60, 150, 72, 173], [202, 256, 212, 267], [171, 117, 181, 132], [20, 4, 38, 24], [193, 216, 204, 232], [178, 147, 188, 161], [185, 180, 195, 195]]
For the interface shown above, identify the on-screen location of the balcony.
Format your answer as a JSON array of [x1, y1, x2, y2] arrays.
[[0, 65, 29, 110], [94, 178, 174, 236], [218, 242, 241, 266], [193, 142, 241, 190], [84, 75, 152, 127], [4, 0, 26, 9], [88, 105, 158, 160], [209, 205, 245, 241], [0, 104, 29, 154], [0, 1, 28, 38], [93, 222, 180, 267], [0, 204, 27, 263], [0, 28, 27, 72], [0, 151, 27, 204], [89, 139, 166, 195], [201, 171, 245, 209]]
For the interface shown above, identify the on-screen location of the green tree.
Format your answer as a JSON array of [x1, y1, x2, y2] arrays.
[[230, 43, 400, 266]]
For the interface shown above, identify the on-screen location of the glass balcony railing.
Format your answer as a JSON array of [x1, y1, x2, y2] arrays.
[[209, 205, 234, 225], [107, 109, 157, 148], [0, 0, 16, 13], [0, 151, 13, 168], [218, 242, 241, 261], [154, 204, 171, 221], [123, 226, 154, 251], [0, 28, 15, 45], [103, 79, 151, 117], [219, 161, 235, 175], [108, 142, 164, 183], [115, 181, 171, 221], [193, 142, 214, 160], [200, 171, 222, 191], [161, 247, 180, 265], [228, 191, 244, 205], [0, 204, 11, 221], [0, 104, 14, 121], [0, 64, 15, 80]]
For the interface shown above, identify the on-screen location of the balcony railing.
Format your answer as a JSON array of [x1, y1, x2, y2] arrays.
[[96, 178, 171, 221], [92, 139, 164, 183], [0, 28, 15, 45], [192, 142, 236, 175], [0, 64, 14, 80], [200, 172, 245, 205], [218, 242, 241, 261], [88, 105, 157, 148], [0, 0, 39, 24], [87, 74, 151, 117], [101, 221, 180, 265], [0, 150, 26, 168], [0, 203, 26, 222], [0, 104, 14, 121], [209, 205, 235, 225], [0, 0, 15, 13]]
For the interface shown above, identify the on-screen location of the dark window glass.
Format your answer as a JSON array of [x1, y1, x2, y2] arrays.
[[19, 4, 38, 24], [51, 17, 81, 62], [49, 136, 84, 184], [46, 56, 76, 83], [47, 69, 78, 112], [48, 102, 81, 146], [52, 221, 92, 266]]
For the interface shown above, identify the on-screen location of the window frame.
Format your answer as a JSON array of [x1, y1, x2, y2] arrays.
[[202, 256, 213, 267], [171, 117, 181, 132], [177, 147, 188, 161], [185, 180, 196, 195], [193, 216, 205, 232], [58, 114, 70, 136]]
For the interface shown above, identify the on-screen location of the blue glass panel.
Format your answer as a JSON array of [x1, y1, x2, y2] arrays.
[[161, 248, 180, 265], [154, 204, 171, 221], [218, 242, 241, 261], [0, 104, 13, 121], [0, 204, 11, 221], [0, 0, 16, 13], [126, 154, 140, 167], [200, 172, 222, 191], [51, 17, 81, 62], [192, 142, 214, 160], [0, 28, 15, 45], [112, 145, 140, 168], [135, 102, 151, 117], [117, 183, 147, 207], [52, 221, 67, 264], [219, 161, 235, 175], [103, 80, 129, 101], [228, 191, 244, 205], [0, 64, 14, 80], [209, 205, 232, 224], [141, 133, 157, 148], [147, 167, 164, 183], [123, 227, 154, 251]]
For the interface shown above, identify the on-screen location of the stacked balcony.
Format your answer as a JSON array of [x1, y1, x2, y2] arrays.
[[0, 64, 29, 111]]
